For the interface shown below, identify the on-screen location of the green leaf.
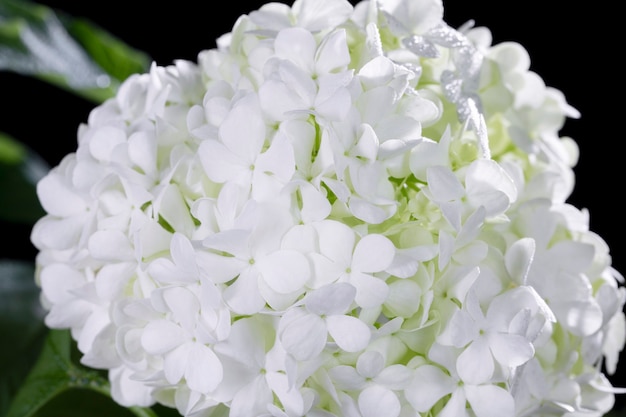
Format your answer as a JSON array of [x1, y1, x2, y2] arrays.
[[0, 132, 27, 164], [4, 319, 160, 417], [0, 132, 48, 224], [0, 0, 151, 103], [0, 260, 47, 417], [606, 405, 626, 417], [64, 17, 151, 86], [4, 329, 71, 417], [31, 389, 138, 417], [4, 329, 115, 417]]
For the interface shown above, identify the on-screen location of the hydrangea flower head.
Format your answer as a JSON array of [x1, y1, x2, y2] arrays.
[[31, 0, 626, 416]]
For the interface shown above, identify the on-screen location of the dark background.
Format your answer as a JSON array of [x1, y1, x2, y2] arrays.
[[2, 0, 625, 410]]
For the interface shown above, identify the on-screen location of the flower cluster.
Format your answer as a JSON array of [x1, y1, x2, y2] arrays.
[[31, 0, 626, 416]]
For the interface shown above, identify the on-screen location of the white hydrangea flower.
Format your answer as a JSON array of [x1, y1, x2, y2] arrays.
[[31, 0, 626, 416]]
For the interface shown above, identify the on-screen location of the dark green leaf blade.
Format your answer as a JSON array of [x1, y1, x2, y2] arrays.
[[64, 17, 151, 86], [0, 0, 151, 103], [0, 132, 48, 224], [31, 388, 139, 417], [0, 260, 47, 417], [4, 329, 77, 417]]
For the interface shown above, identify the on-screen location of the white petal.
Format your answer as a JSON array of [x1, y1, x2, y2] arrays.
[[265, 371, 305, 416], [349, 197, 395, 225], [351, 272, 389, 308], [155, 184, 196, 236], [216, 316, 271, 368], [356, 350, 384, 379], [410, 138, 446, 182], [110, 366, 154, 407], [127, 131, 156, 176], [198, 139, 247, 183], [437, 309, 477, 348], [37, 172, 86, 217], [219, 93, 265, 161], [248, 2, 292, 31], [315, 220, 355, 266], [358, 385, 401, 417], [255, 133, 295, 183], [163, 343, 190, 384], [294, 0, 354, 32], [76, 307, 110, 354], [406, 365, 456, 412], [185, 343, 223, 393], [453, 240, 488, 266], [466, 159, 517, 214], [89, 125, 126, 162], [328, 365, 366, 391], [88, 230, 134, 261], [170, 232, 197, 272], [279, 309, 327, 361], [275, 27, 316, 72], [40, 263, 85, 303], [141, 319, 185, 355], [548, 240, 595, 273], [505, 238, 535, 285], [259, 79, 308, 121], [205, 252, 248, 284], [439, 389, 469, 417], [326, 314, 370, 352], [229, 375, 273, 417], [298, 182, 332, 223], [277, 60, 317, 106], [426, 165, 465, 203], [315, 85, 352, 122], [488, 332, 534, 368], [357, 86, 394, 127], [137, 217, 172, 260], [306, 282, 356, 316], [45, 300, 90, 333], [438, 229, 454, 270], [31, 216, 85, 250], [95, 262, 134, 300], [561, 299, 603, 336], [163, 287, 200, 331], [376, 364, 414, 390], [223, 268, 265, 315], [439, 200, 462, 232], [456, 338, 494, 384], [309, 252, 344, 288], [352, 234, 395, 273], [257, 249, 310, 294], [385, 279, 422, 318], [202, 229, 251, 260], [465, 384, 515, 417]]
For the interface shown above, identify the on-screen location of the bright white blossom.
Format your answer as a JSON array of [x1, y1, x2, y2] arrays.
[[31, 0, 625, 416]]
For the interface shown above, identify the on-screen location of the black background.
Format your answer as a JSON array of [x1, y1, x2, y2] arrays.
[[2, 0, 625, 410]]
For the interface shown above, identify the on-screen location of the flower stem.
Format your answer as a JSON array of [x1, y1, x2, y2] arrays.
[[69, 367, 159, 417], [129, 406, 159, 417]]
